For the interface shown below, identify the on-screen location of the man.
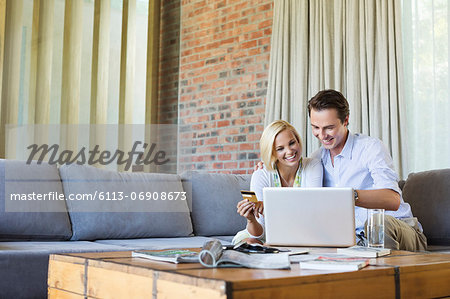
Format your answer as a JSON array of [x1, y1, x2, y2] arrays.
[[308, 89, 426, 251]]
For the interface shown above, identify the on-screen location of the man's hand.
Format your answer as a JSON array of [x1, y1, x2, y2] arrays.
[[356, 189, 401, 211], [253, 161, 264, 172]]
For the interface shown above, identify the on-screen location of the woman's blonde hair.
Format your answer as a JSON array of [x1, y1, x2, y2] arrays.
[[260, 120, 302, 171]]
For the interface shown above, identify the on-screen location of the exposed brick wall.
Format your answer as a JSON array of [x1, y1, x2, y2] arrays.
[[178, 0, 273, 174], [159, 0, 181, 124], [154, 0, 183, 174]]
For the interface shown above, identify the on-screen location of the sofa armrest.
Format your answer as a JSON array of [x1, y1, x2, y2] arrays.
[[402, 169, 450, 246], [398, 180, 406, 191]]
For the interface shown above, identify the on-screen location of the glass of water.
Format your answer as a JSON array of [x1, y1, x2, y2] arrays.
[[367, 209, 385, 248]]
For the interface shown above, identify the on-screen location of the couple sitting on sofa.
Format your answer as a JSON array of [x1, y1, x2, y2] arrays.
[[233, 89, 427, 251]]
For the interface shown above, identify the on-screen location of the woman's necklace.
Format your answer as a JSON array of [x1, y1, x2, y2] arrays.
[[280, 174, 292, 187]]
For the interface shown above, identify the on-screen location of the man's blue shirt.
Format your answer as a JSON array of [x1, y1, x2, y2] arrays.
[[311, 132, 414, 233]]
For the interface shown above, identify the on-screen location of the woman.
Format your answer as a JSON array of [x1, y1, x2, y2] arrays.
[[233, 120, 323, 244]]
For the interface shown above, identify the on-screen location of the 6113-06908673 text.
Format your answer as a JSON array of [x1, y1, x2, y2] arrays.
[[9, 191, 187, 201]]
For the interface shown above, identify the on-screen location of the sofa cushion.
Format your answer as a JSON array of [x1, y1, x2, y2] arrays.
[[0, 159, 72, 240], [402, 169, 450, 246], [59, 164, 193, 240], [181, 171, 251, 236], [0, 241, 127, 298]]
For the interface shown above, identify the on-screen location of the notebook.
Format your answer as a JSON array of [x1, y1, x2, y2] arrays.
[[263, 187, 356, 247]]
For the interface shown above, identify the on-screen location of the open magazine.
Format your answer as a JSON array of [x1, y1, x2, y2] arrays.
[[132, 249, 199, 264], [299, 256, 370, 271], [199, 239, 290, 269], [132, 239, 290, 269]]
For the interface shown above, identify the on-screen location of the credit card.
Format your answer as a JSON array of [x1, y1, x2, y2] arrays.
[[240, 190, 258, 203]]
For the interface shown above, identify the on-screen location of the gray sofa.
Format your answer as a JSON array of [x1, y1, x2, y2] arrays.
[[1, 160, 449, 298], [399, 168, 450, 252], [0, 160, 250, 298]]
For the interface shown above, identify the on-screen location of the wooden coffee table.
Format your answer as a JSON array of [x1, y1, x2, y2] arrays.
[[48, 248, 450, 298]]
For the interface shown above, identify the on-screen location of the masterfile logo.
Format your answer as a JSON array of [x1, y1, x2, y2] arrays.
[[4, 124, 182, 172], [27, 141, 169, 171]]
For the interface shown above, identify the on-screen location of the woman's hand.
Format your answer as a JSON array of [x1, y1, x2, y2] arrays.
[[237, 199, 256, 221], [253, 201, 264, 218], [236, 199, 264, 221], [237, 200, 265, 238]]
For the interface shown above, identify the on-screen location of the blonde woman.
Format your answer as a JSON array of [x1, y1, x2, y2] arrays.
[[233, 120, 323, 244]]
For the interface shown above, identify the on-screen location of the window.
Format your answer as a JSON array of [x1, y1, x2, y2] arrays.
[[402, 0, 450, 172]]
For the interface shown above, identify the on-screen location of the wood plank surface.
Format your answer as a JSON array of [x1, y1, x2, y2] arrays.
[[62, 251, 132, 259], [86, 265, 153, 298], [232, 272, 395, 299], [48, 260, 85, 296], [48, 287, 85, 299], [174, 264, 394, 290], [378, 252, 450, 266], [104, 257, 206, 271], [49, 253, 88, 264], [399, 261, 450, 298], [48, 250, 450, 299], [156, 271, 227, 299], [157, 278, 227, 299]]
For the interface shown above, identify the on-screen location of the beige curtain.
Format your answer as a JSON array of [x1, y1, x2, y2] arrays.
[[0, 0, 162, 171], [402, 1, 450, 172], [265, 0, 408, 178]]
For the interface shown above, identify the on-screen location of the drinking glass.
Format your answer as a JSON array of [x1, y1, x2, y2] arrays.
[[367, 209, 385, 248]]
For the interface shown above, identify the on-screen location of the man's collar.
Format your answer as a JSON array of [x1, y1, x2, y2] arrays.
[[320, 130, 354, 163], [339, 130, 354, 159]]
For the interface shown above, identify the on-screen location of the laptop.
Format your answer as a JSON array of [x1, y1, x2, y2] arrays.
[[263, 187, 356, 247]]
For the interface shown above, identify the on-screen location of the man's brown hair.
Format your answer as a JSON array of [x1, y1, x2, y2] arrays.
[[308, 89, 349, 123]]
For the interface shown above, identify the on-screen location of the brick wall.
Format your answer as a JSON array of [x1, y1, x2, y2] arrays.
[[178, 0, 273, 174], [152, 0, 183, 174], [159, 0, 181, 124]]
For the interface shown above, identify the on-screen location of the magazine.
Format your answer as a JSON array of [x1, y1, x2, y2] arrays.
[[336, 245, 391, 258], [299, 256, 370, 271], [133, 240, 291, 269], [199, 239, 290, 269], [274, 247, 310, 256], [132, 249, 199, 264]]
